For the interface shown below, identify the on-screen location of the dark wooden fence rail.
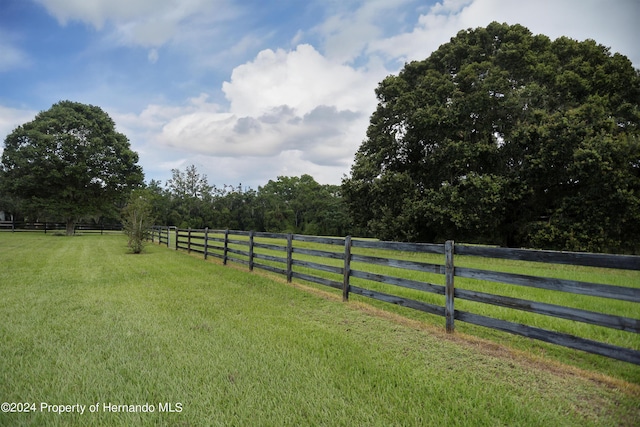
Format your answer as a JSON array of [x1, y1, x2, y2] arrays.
[[155, 227, 640, 365], [150, 226, 174, 247], [1, 221, 122, 234]]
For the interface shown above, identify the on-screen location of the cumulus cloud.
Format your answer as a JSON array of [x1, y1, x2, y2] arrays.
[[222, 44, 378, 117], [97, 0, 639, 188], [135, 44, 380, 172]]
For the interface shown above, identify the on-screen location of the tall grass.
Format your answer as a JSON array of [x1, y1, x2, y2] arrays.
[[0, 233, 638, 426]]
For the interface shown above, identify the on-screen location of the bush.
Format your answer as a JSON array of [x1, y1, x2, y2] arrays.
[[122, 190, 154, 253]]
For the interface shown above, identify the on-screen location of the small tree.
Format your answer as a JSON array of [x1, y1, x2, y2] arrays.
[[122, 190, 154, 253]]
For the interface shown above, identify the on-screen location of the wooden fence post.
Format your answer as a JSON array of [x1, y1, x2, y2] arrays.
[[445, 240, 455, 333], [188, 228, 192, 253], [249, 230, 255, 271], [286, 234, 293, 283], [223, 230, 229, 265], [204, 227, 209, 260], [166, 226, 170, 248], [343, 235, 352, 301]]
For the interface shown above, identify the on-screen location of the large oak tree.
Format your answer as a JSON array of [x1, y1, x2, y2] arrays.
[[1, 101, 144, 234], [342, 22, 640, 253]]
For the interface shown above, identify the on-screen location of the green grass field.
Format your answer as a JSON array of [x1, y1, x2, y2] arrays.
[[1, 233, 639, 426], [192, 231, 640, 378]]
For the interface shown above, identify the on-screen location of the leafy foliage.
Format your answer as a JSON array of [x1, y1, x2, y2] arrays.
[[342, 22, 640, 252], [0, 101, 144, 234], [122, 190, 154, 253], [258, 175, 349, 235], [148, 166, 350, 236]]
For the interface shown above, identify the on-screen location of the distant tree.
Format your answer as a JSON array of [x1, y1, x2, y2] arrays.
[[143, 179, 172, 226], [342, 22, 640, 252], [214, 185, 263, 231], [164, 165, 214, 228], [122, 189, 154, 253], [258, 175, 350, 235], [166, 164, 213, 200], [0, 101, 144, 235]]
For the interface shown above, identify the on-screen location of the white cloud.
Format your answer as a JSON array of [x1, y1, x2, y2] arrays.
[[35, 0, 236, 47], [0, 106, 37, 137], [0, 31, 30, 72], [369, 0, 639, 67], [35, 0, 164, 29], [222, 44, 379, 117], [430, 0, 473, 14], [156, 45, 379, 163], [0, 106, 38, 157], [114, 42, 385, 185], [0, 44, 28, 72], [195, 33, 266, 71], [147, 48, 159, 64], [312, 0, 415, 63], [95, 0, 640, 189]]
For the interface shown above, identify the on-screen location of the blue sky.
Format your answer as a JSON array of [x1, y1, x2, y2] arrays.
[[1, 0, 638, 189]]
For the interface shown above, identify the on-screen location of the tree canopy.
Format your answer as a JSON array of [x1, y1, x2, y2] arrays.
[[342, 22, 640, 253], [1, 100, 144, 234], [147, 166, 350, 236], [258, 174, 349, 235]]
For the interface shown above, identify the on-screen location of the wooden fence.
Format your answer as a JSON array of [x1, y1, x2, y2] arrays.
[[149, 226, 640, 365], [0, 221, 123, 234]]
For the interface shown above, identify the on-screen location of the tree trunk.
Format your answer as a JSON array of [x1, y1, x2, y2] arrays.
[[66, 218, 75, 236]]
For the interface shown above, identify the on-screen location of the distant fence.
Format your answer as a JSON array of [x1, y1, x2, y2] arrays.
[[149, 226, 640, 365], [0, 221, 123, 234]]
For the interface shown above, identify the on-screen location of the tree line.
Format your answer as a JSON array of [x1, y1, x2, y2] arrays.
[[2, 23, 639, 253], [144, 166, 351, 236]]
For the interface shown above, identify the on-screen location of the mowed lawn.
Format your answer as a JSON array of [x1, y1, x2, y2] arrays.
[[0, 234, 638, 426]]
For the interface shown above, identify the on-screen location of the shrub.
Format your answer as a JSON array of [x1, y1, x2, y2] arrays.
[[122, 190, 154, 253]]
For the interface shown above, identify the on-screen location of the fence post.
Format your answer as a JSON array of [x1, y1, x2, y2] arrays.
[[343, 235, 352, 301], [445, 240, 455, 333], [204, 227, 209, 260], [249, 230, 255, 271], [188, 228, 192, 253], [166, 226, 171, 248], [286, 234, 293, 283], [44, 222, 47, 234], [223, 230, 229, 265]]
